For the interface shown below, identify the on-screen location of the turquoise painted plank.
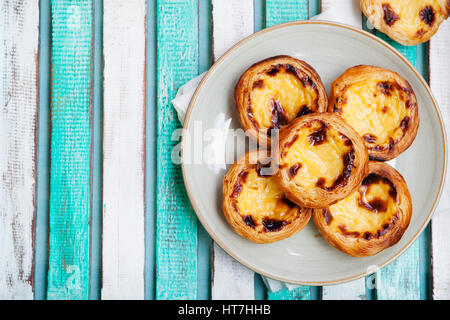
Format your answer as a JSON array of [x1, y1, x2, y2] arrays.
[[156, 0, 199, 300], [265, 0, 312, 301], [266, 0, 308, 27], [375, 32, 421, 300], [267, 286, 311, 300], [47, 0, 93, 300]]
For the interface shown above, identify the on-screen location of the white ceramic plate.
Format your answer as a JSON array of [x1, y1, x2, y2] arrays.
[[181, 21, 447, 285]]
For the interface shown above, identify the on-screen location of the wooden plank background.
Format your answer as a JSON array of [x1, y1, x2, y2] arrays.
[[0, 0, 448, 300]]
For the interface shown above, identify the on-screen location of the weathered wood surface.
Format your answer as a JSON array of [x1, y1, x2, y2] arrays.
[[0, 0, 39, 300], [47, 0, 93, 300], [156, 0, 199, 299], [430, 21, 450, 300], [210, 0, 255, 300], [102, 0, 146, 300]]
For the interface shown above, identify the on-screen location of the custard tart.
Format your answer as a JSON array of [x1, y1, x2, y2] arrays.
[[313, 162, 412, 257], [222, 151, 312, 243], [234, 55, 328, 146], [361, 0, 449, 45], [329, 65, 419, 161], [275, 113, 369, 208]]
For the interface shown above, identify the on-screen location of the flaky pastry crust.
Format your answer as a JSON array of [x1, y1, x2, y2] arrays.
[[329, 65, 419, 161], [275, 113, 369, 208], [313, 162, 412, 257], [361, 0, 450, 45], [234, 55, 328, 147], [222, 151, 312, 243]]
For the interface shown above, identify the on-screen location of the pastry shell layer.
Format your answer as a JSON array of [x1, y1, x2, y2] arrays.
[[361, 0, 450, 46], [275, 113, 369, 208], [222, 151, 312, 244], [234, 55, 328, 147], [329, 65, 419, 161], [313, 161, 412, 257]]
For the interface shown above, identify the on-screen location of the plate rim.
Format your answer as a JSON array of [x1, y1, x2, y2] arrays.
[[181, 20, 448, 286]]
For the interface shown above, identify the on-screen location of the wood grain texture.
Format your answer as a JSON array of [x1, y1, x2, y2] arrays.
[[156, 0, 199, 300], [430, 21, 450, 300], [0, 0, 39, 300], [102, 0, 146, 300], [374, 32, 420, 300], [266, 0, 308, 28], [320, 0, 366, 300], [264, 0, 311, 300], [210, 0, 255, 301], [47, 0, 93, 300]]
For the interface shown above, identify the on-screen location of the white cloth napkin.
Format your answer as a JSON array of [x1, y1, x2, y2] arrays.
[[171, 0, 450, 293]]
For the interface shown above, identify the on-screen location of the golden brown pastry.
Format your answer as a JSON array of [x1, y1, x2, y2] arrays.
[[222, 151, 312, 243], [313, 162, 412, 257], [329, 65, 419, 161], [361, 0, 450, 45], [275, 113, 369, 208], [234, 55, 328, 146]]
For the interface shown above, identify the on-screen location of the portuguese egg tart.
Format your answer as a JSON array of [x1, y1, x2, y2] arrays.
[[222, 151, 312, 243], [329, 65, 419, 161], [234, 55, 328, 146], [275, 113, 369, 208], [313, 161, 412, 257], [361, 0, 450, 45]]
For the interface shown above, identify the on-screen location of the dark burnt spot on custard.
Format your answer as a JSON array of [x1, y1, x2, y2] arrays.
[[416, 28, 425, 37], [284, 134, 299, 150], [252, 79, 264, 89], [231, 170, 249, 199], [247, 106, 260, 129], [420, 5, 435, 27], [377, 81, 394, 96], [363, 134, 378, 144], [359, 196, 388, 213], [329, 149, 356, 190], [389, 137, 396, 150], [288, 163, 302, 179], [341, 212, 399, 240], [263, 219, 287, 232], [400, 116, 410, 131], [382, 3, 400, 26], [307, 121, 328, 146], [333, 105, 342, 114], [361, 173, 397, 200], [285, 64, 298, 76], [323, 208, 333, 225], [382, 106, 389, 113], [267, 65, 281, 76], [242, 215, 256, 228], [280, 197, 298, 209], [301, 75, 316, 89], [340, 133, 353, 146], [270, 100, 289, 129], [297, 105, 312, 118], [338, 225, 360, 237]]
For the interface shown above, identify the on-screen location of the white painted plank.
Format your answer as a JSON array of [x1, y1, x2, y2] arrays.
[[211, 0, 255, 300], [430, 20, 450, 300], [322, 281, 367, 300], [320, 0, 366, 300], [320, 0, 362, 28], [102, 0, 146, 300], [0, 0, 39, 300]]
